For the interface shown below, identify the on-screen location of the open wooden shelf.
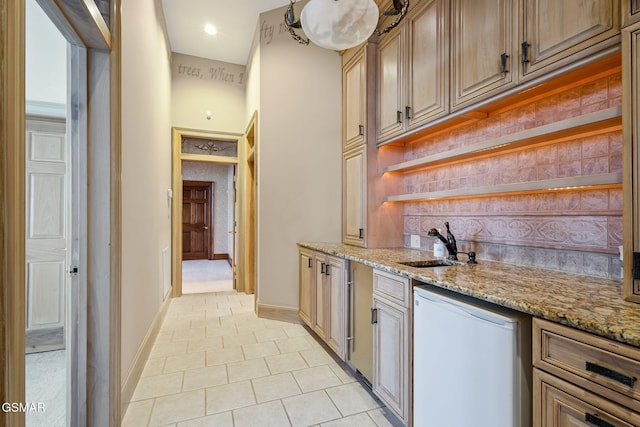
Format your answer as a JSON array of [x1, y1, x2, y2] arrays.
[[383, 107, 622, 174], [383, 173, 622, 202]]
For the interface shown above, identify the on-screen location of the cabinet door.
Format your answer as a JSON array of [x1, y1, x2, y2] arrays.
[[326, 256, 346, 360], [314, 254, 328, 340], [521, 0, 620, 81], [298, 248, 314, 327], [343, 146, 366, 247], [373, 297, 409, 423], [451, 0, 517, 110], [406, 0, 449, 129], [377, 29, 404, 142], [343, 51, 365, 150]]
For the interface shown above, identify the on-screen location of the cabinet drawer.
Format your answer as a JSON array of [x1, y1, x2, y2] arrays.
[[373, 269, 410, 307], [534, 369, 640, 427], [534, 318, 640, 412]]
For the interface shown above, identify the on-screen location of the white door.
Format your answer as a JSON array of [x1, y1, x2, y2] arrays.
[[25, 117, 69, 353]]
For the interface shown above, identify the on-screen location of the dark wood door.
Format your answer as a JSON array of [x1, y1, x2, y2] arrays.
[[182, 181, 213, 260]]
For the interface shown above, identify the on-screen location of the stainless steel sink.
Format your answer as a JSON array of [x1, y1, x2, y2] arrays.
[[397, 260, 460, 268]]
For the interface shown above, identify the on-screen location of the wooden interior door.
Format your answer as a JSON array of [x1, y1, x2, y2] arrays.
[[182, 181, 213, 260]]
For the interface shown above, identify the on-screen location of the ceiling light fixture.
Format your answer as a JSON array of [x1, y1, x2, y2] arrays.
[[204, 24, 217, 36], [285, 0, 409, 50]]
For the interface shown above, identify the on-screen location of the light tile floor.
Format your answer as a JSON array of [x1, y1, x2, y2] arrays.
[[122, 291, 394, 427]]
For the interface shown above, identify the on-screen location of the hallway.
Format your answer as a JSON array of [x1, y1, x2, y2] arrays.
[[122, 291, 393, 426]]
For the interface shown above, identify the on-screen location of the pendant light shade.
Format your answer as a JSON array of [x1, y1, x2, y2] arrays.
[[300, 0, 379, 50]]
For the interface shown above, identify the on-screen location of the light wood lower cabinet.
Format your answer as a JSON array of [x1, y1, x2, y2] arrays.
[[372, 269, 411, 426], [535, 370, 640, 427], [533, 318, 640, 427], [298, 247, 347, 360], [298, 247, 314, 326]]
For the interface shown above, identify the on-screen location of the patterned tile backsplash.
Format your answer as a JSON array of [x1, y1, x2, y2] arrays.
[[402, 73, 623, 279]]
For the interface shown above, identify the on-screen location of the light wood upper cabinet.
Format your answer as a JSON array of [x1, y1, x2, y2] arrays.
[[378, 0, 449, 143], [343, 145, 366, 247], [521, 0, 620, 81], [343, 50, 366, 150], [377, 29, 404, 141], [451, 0, 517, 110]]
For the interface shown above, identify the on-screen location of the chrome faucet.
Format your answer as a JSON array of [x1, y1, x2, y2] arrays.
[[427, 222, 477, 264]]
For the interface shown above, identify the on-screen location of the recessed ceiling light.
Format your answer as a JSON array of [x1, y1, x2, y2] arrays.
[[204, 24, 217, 36]]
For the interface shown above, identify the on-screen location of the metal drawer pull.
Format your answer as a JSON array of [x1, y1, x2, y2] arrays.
[[371, 308, 378, 324], [358, 124, 364, 136], [396, 110, 402, 124], [585, 413, 614, 427], [500, 52, 509, 74], [325, 264, 330, 276], [320, 262, 325, 274], [585, 361, 637, 387]]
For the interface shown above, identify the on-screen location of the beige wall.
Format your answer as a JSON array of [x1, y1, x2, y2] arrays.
[[253, 6, 342, 308], [120, 0, 173, 383], [172, 52, 246, 133], [182, 161, 234, 256]]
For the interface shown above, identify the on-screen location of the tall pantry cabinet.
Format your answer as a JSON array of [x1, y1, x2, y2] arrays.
[[623, 2, 640, 302], [342, 43, 403, 249]]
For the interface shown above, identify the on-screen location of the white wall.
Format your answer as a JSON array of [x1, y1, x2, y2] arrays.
[[25, 0, 67, 106], [172, 53, 246, 133], [182, 162, 233, 256], [120, 0, 173, 383], [254, 6, 342, 308]]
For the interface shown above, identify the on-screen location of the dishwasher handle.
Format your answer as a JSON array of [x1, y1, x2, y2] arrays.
[[417, 293, 516, 329]]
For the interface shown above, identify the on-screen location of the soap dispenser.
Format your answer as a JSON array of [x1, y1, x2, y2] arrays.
[[433, 229, 445, 258]]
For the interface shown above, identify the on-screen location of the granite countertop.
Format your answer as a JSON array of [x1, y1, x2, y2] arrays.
[[297, 242, 640, 349]]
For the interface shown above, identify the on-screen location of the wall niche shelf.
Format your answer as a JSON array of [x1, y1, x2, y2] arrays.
[[383, 173, 622, 203], [383, 107, 622, 174]]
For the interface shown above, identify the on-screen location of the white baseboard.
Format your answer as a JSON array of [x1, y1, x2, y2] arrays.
[[256, 303, 302, 325], [120, 290, 172, 417]]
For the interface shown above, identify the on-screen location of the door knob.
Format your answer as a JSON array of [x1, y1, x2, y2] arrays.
[[203, 226, 209, 230]]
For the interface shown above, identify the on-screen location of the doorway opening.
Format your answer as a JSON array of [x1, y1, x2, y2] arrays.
[[181, 172, 234, 294], [171, 128, 242, 297], [24, 1, 72, 426]]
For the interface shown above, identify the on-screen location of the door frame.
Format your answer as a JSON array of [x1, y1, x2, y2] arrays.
[[171, 127, 240, 297], [182, 180, 214, 261], [1, 0, 121, 425]]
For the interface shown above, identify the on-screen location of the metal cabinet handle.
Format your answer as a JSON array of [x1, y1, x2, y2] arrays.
[[396, 110, 402, 124], [585, 362, 637, 387], [585, 413, 615, 427], [371, 308, 378, 324], [320, 262, 325, 274], [521, 41, 530, 65], [348, 269, 357, 352], [500, 52, 509, 74], [405, 106, 412, 120], [325, 264, 330, 276], [308, 258, 312, 268], [359, 228, 364, 240], [358, 124, 364, 136]]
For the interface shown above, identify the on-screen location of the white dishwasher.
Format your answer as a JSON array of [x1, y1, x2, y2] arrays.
[[413, 285, 532, 427]]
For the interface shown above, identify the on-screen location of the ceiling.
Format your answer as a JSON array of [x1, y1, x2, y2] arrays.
[[161, 0, 289, 66]]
